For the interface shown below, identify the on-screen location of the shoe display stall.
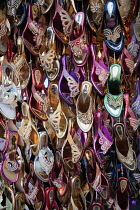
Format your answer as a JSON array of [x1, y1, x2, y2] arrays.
[[0, 0, 140, 209]]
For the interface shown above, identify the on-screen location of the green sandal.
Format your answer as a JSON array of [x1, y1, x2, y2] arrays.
[[104, 64, 123, 118]]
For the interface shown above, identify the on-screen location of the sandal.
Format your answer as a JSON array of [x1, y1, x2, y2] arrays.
[[86, 0, 104, 34], [118, 0, 131, 24], [15, 192, 25, 209], [76, 81, 93, 132], [114, 123, 137, 171], [52, 0, 74, 44], [2, 182, 15, 210], [59, 54, 80, 107], [11, 36, 31, 89], [115, 177, 130, 210], [50, 150, 69, 199], [48, 82, 68, 138], [39, 26, 60, 81], [0, 84, 18, 119], [29, 68, 49, 121], [68, 175, 86, 210], [120, 47, 134, 76], [24, 161, 45, 210], [94, 110, 113, 165], [85, 148, 110, 201], [90, 43, 109, 96], [69, 12, 89, 66], [37, 0, 54, 14], [34, 147, 54, 182], [61, 119, 82, 172], [19, 102, 40, 156], [2, 131, 21, 183], [103, 0, 124, 52], [45, 187, 59, 210], [104, 63, 123, 118], [22, 3, 45, 56]]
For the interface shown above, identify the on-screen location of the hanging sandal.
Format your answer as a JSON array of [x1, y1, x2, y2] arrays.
[[85, 148, 110, 201], [69, 12, 89, 66], [59, 54, 80, 107], [22, 3, 45, 56], [19, 102, 40, 156], [86, 0, 104, 34], [2, 131, 21, 183], [94, 110, 113, 165], [114, 123, 137, 171], [104, 63, 123, 118], [61, 119, 82, 172], [52, 0, 74, 44], [103, 0, 124, 52], [68, 175, 86, 210], [29, 68, 49, 121], [39, 26, 60, 81], [48, 82, 68, 138], [76, 81, 93, 132], [90, 43, 109, 96], [11, 36, 31, 89]]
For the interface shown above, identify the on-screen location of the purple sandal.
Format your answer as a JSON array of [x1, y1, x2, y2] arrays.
[[58, 54, 80, 106], [69, 12, 89, 66], [90, 43, 109, 96], [93, 110, 113, 165], [22, 4, 45, 56]]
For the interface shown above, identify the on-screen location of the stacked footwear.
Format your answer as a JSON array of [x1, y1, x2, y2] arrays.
[[0, 0, 139, 209]]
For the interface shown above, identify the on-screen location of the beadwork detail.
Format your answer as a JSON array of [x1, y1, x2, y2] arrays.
[[28, 20, 44, 48], [90, 1, 104, 25], [95, 65, 109, 85], [104, 25, 122, 42], [59, 10, 74, 37], [99, 134, 112, 154], [69, 33, 86, 57], [107, 92, 123, 109], [67, 76, 79, 97]]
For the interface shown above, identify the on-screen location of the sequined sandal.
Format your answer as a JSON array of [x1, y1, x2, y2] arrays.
[[76, 81, 93, 132], [22, 3, 45, 56], [19, 102, 40, 156], [48, 82, 68, 138], [69, 12, 89, 66], [39, 26, 60, 81], [29, 68, 49, 121]]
